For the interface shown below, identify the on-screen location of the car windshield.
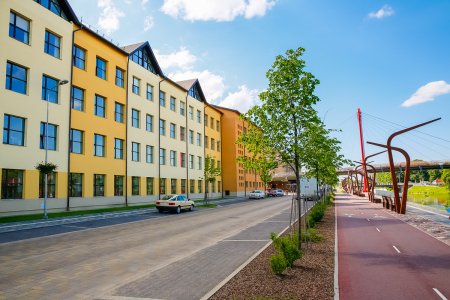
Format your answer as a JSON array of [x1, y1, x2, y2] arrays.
[[162, 195, 175, 200], [251, 191, 257, 193]]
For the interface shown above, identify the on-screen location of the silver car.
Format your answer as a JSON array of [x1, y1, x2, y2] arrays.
[[249, 190, 265, 199]]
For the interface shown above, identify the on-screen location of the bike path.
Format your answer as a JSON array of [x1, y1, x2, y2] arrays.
[[337, 194, 450, 300]]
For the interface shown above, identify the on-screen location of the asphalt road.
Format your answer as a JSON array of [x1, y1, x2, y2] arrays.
[[0, 195, 310, 300], [337, 194, 450, 300]]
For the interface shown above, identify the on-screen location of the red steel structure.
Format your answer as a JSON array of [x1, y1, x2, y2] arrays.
[[357, 109, 368, 192], [367, 118, 441, 214]]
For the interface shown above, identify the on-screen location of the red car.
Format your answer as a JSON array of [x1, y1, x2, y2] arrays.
[[267, 190, 278, 197]]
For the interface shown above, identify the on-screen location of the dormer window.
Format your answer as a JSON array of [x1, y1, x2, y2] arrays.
[[188, 83, 202, 101], [131, 47, 156, 74], [34, 0, 69, 21]]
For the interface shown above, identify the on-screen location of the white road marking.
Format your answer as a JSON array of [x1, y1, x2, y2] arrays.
[[433, 288, 448, 300], [376, 228, 380, 232], [367, 219, 370, 221], [393, 245, 401, 253]]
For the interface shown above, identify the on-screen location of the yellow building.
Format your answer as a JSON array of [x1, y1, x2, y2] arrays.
[[68, 24, 129, 210], [214, 106, 263, 197], [0, 0, 78, 216], [204, 101, 223, 198]]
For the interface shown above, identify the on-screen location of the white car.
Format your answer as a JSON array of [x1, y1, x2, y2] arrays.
[[249, 190, 265, 199], [156, 195, 194, 214]]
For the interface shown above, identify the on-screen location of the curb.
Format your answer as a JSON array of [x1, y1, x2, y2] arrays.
[[334, 200, 339, 300]]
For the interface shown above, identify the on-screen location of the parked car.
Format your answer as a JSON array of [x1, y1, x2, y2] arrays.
[[277, 189, 284, 196], [156, 195, 194, 214], [249, 190, 265, 199], [267, 190, 278, 197]]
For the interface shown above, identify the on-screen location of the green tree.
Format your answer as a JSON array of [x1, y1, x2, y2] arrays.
[[428, 169, 442, 182], [201, 155, 222, 205], [442, 169, 450, 191]]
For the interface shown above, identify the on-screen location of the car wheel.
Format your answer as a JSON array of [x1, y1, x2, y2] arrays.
[[157, 208, 163, 213], [190, 205, 194, 211], [176, 206, 181, 214]]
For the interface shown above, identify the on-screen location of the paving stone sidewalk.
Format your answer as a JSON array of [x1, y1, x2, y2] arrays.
[[0, 196, 250, 234]]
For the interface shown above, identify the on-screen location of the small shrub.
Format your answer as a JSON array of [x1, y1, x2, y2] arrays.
[[270, 232, 303, 272], [301, 228, 325, 243], [270, 254, 287, 275]]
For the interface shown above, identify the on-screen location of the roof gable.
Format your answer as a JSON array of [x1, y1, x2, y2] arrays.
[[176, 79, 207, 103], [121, 41, 163, 76]]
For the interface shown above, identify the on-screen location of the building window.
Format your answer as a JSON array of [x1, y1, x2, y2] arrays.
[[94, 174, 105, 196], [190, 180, 195, 193], [211, 138, 215, 151], [189, 155, 194, 169], [171, 179, 177, 194], [70, 129, 83, 154], [39, 172, 55, 198], [131, 47, 156, 73], [197, 110, 201, 123], [3, 115, 25, 146], [116, 68, 124, 88], [160, 91, 165, 106], [114, 175, 123, 196], [95, 95, 106, 118], [94, 134, 105, 157], [34, 0, 69, 20], [42, 75, 58, 104], [197, 133, 201, 146], [71, 87, 84, 111], [9, 12, 30, 44], [170, 123, 176, 139], [146, 115, 153, 132], [132, 109, 139, 128], [205, 136, 208, 149], [40, 123, 57, 150], [189, 106, 193, 120], [180, 102, 185, 116], [181, 153, 186, 168], [1, 169, 23, 199], [147, 84, 153, 101], [217, 141, 220, 152], [197, 156, 202, 170], [205, 114, 208, 124], [146, 145, 153, 163], [216, 120, 220, 131], [96, 57, 106, 80], [132, 177, 140, 195], [181, 179, 186, 194], [160, 148, 165, 165], [132, 142, 140, 161], [6, 62, 27, 95], [210, 117, 214, 129], [170, 97, 176, 111], [73, 46, 86, 70], [159, 119, 166, 136], [170, 150, 176, 166], [198, 180, 202, 193], [147, 177, 154, 195], [132, 77, 140, 95], [44, 31, 60, 58], [115, 103, 124, 123], [189, 130, 193, 144], [218, 181, 221, 193], [114, 138, 123, 159], [160, 178, 166, 194], [180, 127, 185, 141], [69, 173, 82, 197]]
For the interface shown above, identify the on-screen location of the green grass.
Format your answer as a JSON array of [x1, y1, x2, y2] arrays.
[[0, 204, 156, 224], [408, 186, 450, 195], [195, 204, 218, 208]]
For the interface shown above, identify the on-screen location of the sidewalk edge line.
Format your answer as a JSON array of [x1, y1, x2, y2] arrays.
[[334, 200, 339, 300], [200, 202, 314, 300]]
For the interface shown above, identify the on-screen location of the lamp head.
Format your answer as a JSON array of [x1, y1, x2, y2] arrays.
[[58, 79, 69, 86]]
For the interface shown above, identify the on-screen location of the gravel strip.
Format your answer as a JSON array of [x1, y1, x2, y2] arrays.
[[371, 202, 450, 246], [210, 204, 336, 300]]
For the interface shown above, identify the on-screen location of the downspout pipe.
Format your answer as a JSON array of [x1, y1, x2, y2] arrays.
[[67, 23, 83, 211], [185, 92, 189, 198], [243, 120, 246, 197], [125, 56, 130, 206], [158, 76, 166, 200]]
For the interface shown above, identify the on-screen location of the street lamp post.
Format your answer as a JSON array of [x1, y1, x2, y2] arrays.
[[209, 139, 220, 204], [43, 79, 69, 219]]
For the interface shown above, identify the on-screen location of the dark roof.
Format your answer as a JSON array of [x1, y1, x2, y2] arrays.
[[120, 41, 164, 76], [213, 105, 243, 116], [80, 25, 129, 56], [176, 79, 198, 90]]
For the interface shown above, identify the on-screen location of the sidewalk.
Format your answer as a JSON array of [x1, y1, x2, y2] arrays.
[[0, 196, 249, 234]]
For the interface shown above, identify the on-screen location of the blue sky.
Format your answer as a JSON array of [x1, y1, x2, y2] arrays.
[[69, 0, 450, 165]]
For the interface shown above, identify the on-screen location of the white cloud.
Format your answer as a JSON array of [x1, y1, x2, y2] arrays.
[[368, 5, 394, 19], [402, 81, 450, 107], [154, 47, 198, 69], [142, 0, 149, 4], [218, 85, 260, 113], [144, 15, 154, 31], [160, 0, 276, 22], [170, 70, 225, 101], [98, 0, 125, 33]]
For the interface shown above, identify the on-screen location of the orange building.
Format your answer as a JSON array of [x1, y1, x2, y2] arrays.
[[214, 106, 263, 197]]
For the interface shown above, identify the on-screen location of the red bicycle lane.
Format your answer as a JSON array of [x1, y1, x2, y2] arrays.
[[336, 194, 450, 300]]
